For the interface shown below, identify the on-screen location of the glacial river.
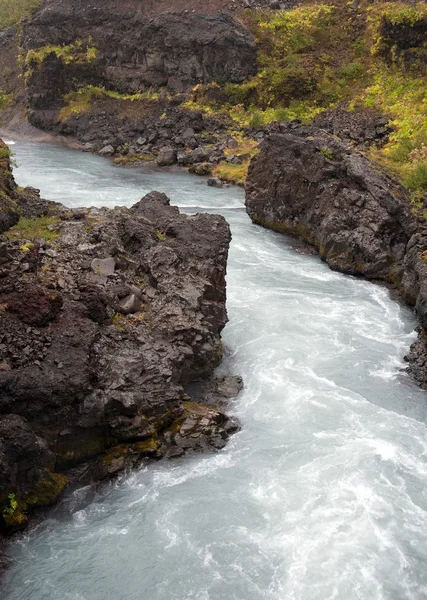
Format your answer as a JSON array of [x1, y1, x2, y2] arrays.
[[3, 141, 427, 600]]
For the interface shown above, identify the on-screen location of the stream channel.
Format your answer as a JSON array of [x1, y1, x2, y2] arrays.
[[3, 140, 427, 600]]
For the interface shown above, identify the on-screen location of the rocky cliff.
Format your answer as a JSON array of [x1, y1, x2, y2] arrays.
[[245, 124, 427, 386], [22, 0, 257, 102], [0, 140, 240, 534]]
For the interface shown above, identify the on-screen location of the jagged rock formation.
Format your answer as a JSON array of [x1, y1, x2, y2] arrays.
[[246, 124, 416, 281], [245, 123, 427, 386], [0, 141, 240, 534]]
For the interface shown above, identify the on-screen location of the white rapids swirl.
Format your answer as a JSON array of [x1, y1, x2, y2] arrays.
[[2, 141, 427, 600]]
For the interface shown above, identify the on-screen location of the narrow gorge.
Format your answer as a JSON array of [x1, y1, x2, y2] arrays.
[[1, 0, 427, 598]]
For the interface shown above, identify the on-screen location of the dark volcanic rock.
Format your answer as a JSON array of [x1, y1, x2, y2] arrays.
[[0, 147, 238, 533], [376, 14, 427, 69], [23, 3, 257, 104], [245, 125, 416, 282]]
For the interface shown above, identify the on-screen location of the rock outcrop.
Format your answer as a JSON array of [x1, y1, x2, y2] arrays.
[[0, 142, 240, 534], [22, 1, 257, 104], [246, 125, 416, 282]]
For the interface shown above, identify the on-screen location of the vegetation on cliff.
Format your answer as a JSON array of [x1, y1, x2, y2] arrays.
[[184, 1, 427, 191], [0, 0, 43, 28]]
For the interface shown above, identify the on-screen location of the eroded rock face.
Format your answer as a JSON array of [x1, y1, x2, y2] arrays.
[[22, 1, 257, 108], [0, 158, 239, 533], [245, 125, 416, 282]]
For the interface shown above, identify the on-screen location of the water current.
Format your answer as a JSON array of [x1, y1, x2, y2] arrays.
[[3, 141, 427, 600]]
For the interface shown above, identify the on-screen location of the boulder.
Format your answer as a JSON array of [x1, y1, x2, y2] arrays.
[[156, 147, 177, 167], [98, 145, 115, 156]]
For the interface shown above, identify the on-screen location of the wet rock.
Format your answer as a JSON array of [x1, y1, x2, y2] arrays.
[[23, 8, 257, 124], [118, 293, 142, 315], [189, 163, 211, 176], [207, 177, 224, 188], [0, 163, 234, 533], [216, 375, 244, 398]]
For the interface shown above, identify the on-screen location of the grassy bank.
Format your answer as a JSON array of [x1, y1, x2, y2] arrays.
[[0, 0, 43, 28], [184, 1, 427, 192]]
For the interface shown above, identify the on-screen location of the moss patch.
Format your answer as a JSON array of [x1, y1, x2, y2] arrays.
[[5, 215, 60, 243], [24, 471, 68, 508], [26, 40, 98, 69], [212, 162, 249, 186]]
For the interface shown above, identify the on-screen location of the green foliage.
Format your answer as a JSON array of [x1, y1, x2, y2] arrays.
[[404, 162, 427, 191], [3, 493, 18, 516], [0, 90, 10, 112], [338, 61, 366, 83], [6, 215, 60, 243], [192, 2, 371, 128], [0, 146, 11, 160], [368, 2, 427, 64], [212, 162, 249, 186], [319, 146, 334, 160], [113, 154, 155, 165], [58, 85, 159, 121], [26, 40, 98, 69], [0, 0, 43, 29]]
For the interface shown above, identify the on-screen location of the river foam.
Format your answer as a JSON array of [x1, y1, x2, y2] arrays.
[[3, 141, 427, 600]]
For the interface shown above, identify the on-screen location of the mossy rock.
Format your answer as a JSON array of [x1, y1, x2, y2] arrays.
[[101, 437, 159, 468], [24, 471, 68, 508], [134, 438, 158, 454], [2, 509, 28, 534]]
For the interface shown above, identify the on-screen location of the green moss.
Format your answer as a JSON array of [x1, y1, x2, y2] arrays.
[[5, 215, 60, 243], [2, 509, 28, 532], [101, 437, 159, 467], [252, 216, 318, 246], [113, 154, 155, 165], [0, 90, 11, 113], [404, 161, 427, 191], [58, 85, 159, 122], [212, 162, 249, 186], [319, 146, 334, 160], [26, 40, 98, 69], [2, 493, 18, 516], [134, 438, 158, 453], [24, 471, 68, 508], [0, 147, 11, 161]]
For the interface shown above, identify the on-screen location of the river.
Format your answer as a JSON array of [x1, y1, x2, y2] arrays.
[[3, 141, 427, 600]]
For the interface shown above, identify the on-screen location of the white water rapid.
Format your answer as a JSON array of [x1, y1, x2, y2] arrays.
[[3, 141, 427, 600]]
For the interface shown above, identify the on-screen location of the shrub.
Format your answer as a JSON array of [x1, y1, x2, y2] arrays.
[[3, 493, 18, 516]]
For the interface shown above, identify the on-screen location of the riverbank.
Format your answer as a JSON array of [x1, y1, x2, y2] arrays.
[[3, 139, 427, 600]]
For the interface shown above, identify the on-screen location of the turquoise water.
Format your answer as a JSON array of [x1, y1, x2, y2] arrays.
[[3, 140, 427, 600]]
